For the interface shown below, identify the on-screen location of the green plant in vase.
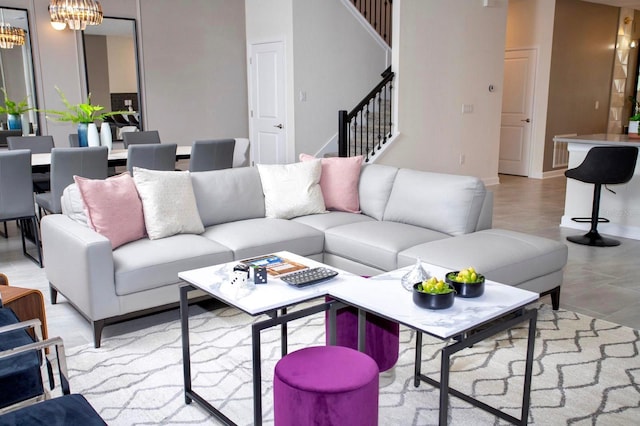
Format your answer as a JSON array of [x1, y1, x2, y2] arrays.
[[628, 96, 640, 137], [0, 87, 33, 131], [44, 86, 126, 147]]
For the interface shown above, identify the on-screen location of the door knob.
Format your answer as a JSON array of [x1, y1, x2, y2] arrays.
[[274, 124, 283, 129], [521, 118, 531, 123]]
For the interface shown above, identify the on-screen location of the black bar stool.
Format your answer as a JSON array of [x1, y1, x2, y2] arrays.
[[565, 146, 638, 246]]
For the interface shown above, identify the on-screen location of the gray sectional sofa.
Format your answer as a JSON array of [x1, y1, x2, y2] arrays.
[[41, 164, 567, 347]]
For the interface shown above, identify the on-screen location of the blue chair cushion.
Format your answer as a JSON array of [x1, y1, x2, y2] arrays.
[[0, 308, 43, 409], [0, 394, 106, 425]]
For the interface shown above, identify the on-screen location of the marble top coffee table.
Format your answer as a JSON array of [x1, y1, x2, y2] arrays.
[[329, 263, 539, 426]]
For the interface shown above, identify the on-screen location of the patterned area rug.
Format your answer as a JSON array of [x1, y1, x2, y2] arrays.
[[66, 303, 640, 425]]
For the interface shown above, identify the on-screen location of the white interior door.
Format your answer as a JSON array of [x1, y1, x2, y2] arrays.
[[499, 49, 536, 176], [249, 41, 286, 165]]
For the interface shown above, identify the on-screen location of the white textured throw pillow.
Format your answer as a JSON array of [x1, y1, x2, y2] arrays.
[[133, 168, 205, 239], [257, 160, 327, 219]]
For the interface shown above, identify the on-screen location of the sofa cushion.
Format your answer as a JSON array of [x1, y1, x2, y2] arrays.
[[113, 234, 233, 296], [202, 218, 324, 260], [383, 169, 486, 236], [358, 164, 398, 220], [133, 168, 205, 239], [324, 221, 450, 271], [61, 183, 88, 225], [299, 154, 364, 213], [292, 211, 375, 231], [257, 160, 327, 219], [397, 228, 568, 290], [191, 167, 265, 226], [74, 173, 146, 249]]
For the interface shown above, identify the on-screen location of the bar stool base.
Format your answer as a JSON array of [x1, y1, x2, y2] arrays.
[[567, 231, 620, 247]]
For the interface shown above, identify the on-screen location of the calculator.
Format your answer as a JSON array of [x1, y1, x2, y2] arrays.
[[280, 267, 339, 287]]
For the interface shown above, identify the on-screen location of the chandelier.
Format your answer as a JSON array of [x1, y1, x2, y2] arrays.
[[0, 10, 25, 49], [49, 0, 103, 31]]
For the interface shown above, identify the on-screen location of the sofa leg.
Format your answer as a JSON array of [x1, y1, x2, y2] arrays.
[[50, 285, 58, 304], [549, 286, 561, 311], [93, 320, 105, 348]]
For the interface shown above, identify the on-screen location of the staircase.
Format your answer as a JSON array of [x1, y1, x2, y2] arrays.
[[337, 1, 394, 162]]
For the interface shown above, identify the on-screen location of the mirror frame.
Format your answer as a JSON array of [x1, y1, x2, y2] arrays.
[[0, 6, 39, 134], [81, 16, 143, 132]]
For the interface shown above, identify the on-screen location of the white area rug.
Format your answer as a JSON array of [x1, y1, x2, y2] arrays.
[[66, 303, 640, 425]]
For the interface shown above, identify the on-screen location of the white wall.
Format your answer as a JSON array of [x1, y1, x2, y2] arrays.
[[292, 0, 388, 157], [505, 0, 555, 179], [1, 0, 248, 147], [245, 0, 295, 161], [379, 0, 508, 184]]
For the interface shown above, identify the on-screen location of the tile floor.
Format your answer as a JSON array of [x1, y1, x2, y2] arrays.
[[1, 174, 639, 349]]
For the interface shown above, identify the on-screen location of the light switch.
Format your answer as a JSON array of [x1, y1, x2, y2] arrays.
[[299, 91, 307, 102], [462, 104, 474, 114]]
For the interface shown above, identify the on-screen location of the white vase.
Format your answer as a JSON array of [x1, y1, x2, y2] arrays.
[[630, 121, 640, 136], [88, 123, 100, 147], [21, 114, 30, 136], [100, 122, 113, 152]]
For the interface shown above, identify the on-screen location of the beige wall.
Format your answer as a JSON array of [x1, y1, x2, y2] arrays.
[[544, 0, 618, 171], [379, 0, 508, 184], [505, 0, 555, 178], [106, 35, 137, 93]]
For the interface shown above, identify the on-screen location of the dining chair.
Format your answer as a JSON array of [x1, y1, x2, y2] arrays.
[[0, 150, 43, 266], [7, 135, 55, 194], [122, 130, 161, 148], [68, 134, 79, 148], [0, 130, 23, 148], [126, 143, 177, 175], [189, 139, 236, 172], [35, 147, 108, 216]]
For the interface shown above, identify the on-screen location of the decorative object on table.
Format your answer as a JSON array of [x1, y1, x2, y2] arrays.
[[400, 257, 428, 291], [99, 121, 112, 152], [0, 87, 32, 132], [87, 123, 99, 147], [220, 265, 255, 298], [48, 0, 103, 31], [412, 277, 455, 309], [445, 267, 486, 298], [44, 86, 127, 147], [253, 266, 267, 284]]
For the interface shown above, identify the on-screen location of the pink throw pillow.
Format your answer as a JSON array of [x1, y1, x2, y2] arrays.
[[299, 154, 364, 213], [74, 173, 146, 249]]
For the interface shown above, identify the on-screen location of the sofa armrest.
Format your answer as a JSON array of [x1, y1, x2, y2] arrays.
[[476, 190, 494, 231], [41, 215, 119, 321]]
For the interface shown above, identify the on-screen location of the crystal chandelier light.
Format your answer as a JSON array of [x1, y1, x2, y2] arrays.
[[0, 11, 25, 49], [49, 0, 103, 31]]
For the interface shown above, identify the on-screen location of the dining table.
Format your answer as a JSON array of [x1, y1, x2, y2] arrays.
[[29, 145, 192, 172]]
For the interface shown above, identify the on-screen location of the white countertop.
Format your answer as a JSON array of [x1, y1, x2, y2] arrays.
[[553, 133, 640, 147]]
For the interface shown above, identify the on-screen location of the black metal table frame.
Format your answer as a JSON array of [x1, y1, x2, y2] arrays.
[[414, 307, 538, 425], [180, 283, 340, 426]]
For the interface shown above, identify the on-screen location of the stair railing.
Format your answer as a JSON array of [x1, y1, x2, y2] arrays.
[[338, 67, 394, 161], [350, 0, 392, 46]]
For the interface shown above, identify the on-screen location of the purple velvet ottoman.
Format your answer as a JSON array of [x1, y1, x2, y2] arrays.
[[273, 345, 379, 426], [326, 303, 400, 372]]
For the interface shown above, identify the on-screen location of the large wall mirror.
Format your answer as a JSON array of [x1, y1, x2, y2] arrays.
[[82, 17, 142, 138], [0, 7, 38, 137]]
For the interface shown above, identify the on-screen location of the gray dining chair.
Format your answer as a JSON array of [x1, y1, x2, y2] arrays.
[[122, 130, 161, 148], [7, 136, 55, 193], [35, 147, 108, 216], [68, 134, 79, 147], [0, 130, 23, 148], [0, 150, 43, 266], [126, 143, 177, 175], [189, 139, 236, 172]]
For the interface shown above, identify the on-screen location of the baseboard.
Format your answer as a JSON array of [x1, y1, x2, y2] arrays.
[[560, 216, 640, 241]]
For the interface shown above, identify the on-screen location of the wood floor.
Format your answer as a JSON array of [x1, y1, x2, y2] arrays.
[[2, 174, 640, 349]]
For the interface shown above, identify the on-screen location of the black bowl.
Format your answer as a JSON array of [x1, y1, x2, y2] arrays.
[[445, 271, 485, 298], [412, 283, 455, 309]]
